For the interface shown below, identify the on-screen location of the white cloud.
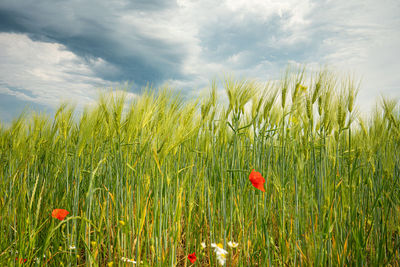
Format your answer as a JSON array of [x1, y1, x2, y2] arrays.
[[170, 0, 399, 112], [0, 86, 35, 102], [145, 0, 293, 91], [0, 33, 128, 111], [308, 0, 400, 112]]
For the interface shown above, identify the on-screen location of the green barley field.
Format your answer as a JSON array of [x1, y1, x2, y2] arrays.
[[0, 68, 399, 266]]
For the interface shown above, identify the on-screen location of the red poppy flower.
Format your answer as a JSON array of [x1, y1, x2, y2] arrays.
[[52, 209, 69, 220], [15, 257, 27, 263], [188, 252, 196, 263], [249, 169, 266, 192]]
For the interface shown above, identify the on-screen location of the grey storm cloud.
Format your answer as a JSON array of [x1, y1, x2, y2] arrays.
[[0, 0, 324, 92], [0, 0, 185, 86]]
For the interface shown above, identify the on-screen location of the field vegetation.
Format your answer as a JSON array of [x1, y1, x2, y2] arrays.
[[0, 68, 399, 266]]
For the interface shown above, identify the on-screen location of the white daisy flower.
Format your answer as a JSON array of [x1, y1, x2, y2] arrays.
[[227, 241, 238, 248], [121, 257, 138, 264], [126, 258, 136, 263], [211, 243, 228, 265], [217, 253, 227, 265]]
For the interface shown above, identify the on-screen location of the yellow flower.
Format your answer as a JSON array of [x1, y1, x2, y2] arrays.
[[119, 220, 126, 226], [107, 262, 114, 267]]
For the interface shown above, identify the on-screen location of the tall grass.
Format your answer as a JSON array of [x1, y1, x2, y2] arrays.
[[0, 68, 399, 266]]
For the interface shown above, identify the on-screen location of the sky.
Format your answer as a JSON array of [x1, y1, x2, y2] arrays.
[[0, 0, 399, 124]]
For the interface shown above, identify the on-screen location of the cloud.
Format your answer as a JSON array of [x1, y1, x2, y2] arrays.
[[0, 32, 123, 109], [0, 0, 316, 92], [0, 0, 399, 123], [0, 0, 186, 85], [304, 0, 400, 112], [160, 0, 315, 90]]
